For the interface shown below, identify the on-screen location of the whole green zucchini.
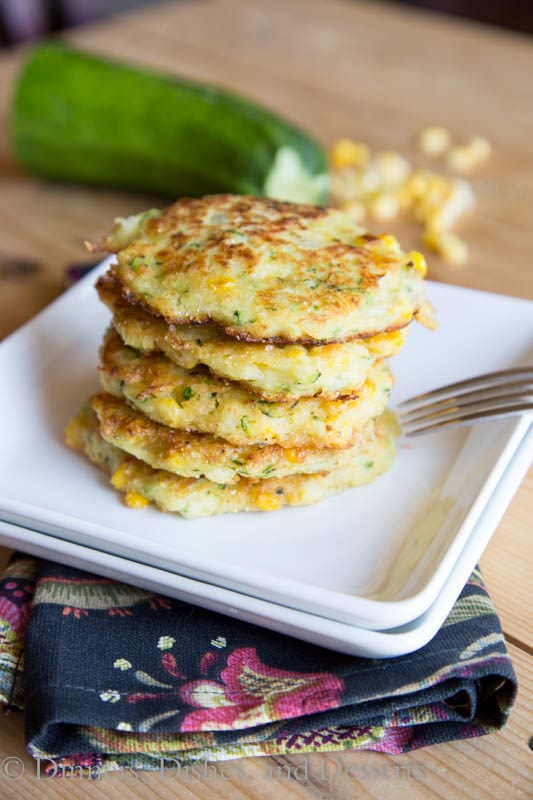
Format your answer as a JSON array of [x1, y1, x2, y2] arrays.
[[10, 42, 329, 204]]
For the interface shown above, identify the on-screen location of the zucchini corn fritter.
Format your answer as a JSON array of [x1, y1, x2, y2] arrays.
[[65, 406, 399, 519], [97, 270, 407, 402], [92, 392, 382, 484], [98, 327, 393, 449], [98, 194, 433, 342], [67, 194, 434, 518]]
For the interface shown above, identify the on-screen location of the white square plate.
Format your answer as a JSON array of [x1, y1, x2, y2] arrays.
[[0, 422, 531, 657], [0, 259, 531, 630]]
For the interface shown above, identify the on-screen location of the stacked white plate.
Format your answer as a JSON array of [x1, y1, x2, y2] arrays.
[[0, 261, 531, 657]]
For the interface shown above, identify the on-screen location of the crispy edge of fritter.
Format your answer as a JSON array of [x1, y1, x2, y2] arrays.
[[93, 195, 435, 343], [65, 404, 399, 518], [98, 269, 414, 347], [98, 326, 394, 449], [97, 271, 404, 402], [91, 392, 375, 483]]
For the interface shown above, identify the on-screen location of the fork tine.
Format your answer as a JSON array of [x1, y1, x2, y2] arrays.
[[401, 401, 533, 436], [401, 394, 533, 427], [400, 380, 533, 421], [398, 367, 533, 410]]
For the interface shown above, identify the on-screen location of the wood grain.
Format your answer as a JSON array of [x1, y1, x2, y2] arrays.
[[480, 471, 533, 651], [0, 1, 531, 797]]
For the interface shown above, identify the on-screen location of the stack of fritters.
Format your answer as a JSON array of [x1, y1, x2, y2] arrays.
[[65, 195, 434, 518]]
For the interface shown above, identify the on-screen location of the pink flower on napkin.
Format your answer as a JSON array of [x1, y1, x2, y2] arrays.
[[179, 647, 344, 731]]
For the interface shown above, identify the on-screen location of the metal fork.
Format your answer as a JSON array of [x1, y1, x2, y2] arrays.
[[398, 367, 533, 436]]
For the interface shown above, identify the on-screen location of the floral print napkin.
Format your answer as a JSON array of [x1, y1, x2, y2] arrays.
[[0, 552, 516, 775]]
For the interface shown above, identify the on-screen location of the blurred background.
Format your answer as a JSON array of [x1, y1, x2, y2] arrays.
[[1, 0, 532, 44]]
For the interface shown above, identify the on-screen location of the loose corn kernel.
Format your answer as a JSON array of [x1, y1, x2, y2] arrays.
[[331, 138, 370, 170], [429, 178, 474, 232], [124, 492, 149, 509], [417, 126, 451, 157], [469, 136, 491, 161], [360, 167, 382, 192], [424, 230, 468, 264], [375, 152, 411, 186], [403, 169, 433, 200], [439, 232, 469, 265], [329, 131, 476, 267], [396, 182, 416, 211], [422, 227, 438, 247], [111, 464, 130, 491], [405, 250, 427, 277], [368, 193, 400, 221], [410, 175, 449, 224], [448, 137, 491, 172], [447, 146, 476, 173], [253, 491, 283, 511]]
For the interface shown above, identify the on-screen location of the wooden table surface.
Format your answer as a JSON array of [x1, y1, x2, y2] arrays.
[[0, 0, 531, 797]]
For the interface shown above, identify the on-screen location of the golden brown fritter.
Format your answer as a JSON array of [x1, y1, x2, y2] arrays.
[[98, 327, 393, 448], [65, 405, 399, 519], [96, 194, 432, 343], [92, 392, 380, 484], [97, 270, 407, 401]]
